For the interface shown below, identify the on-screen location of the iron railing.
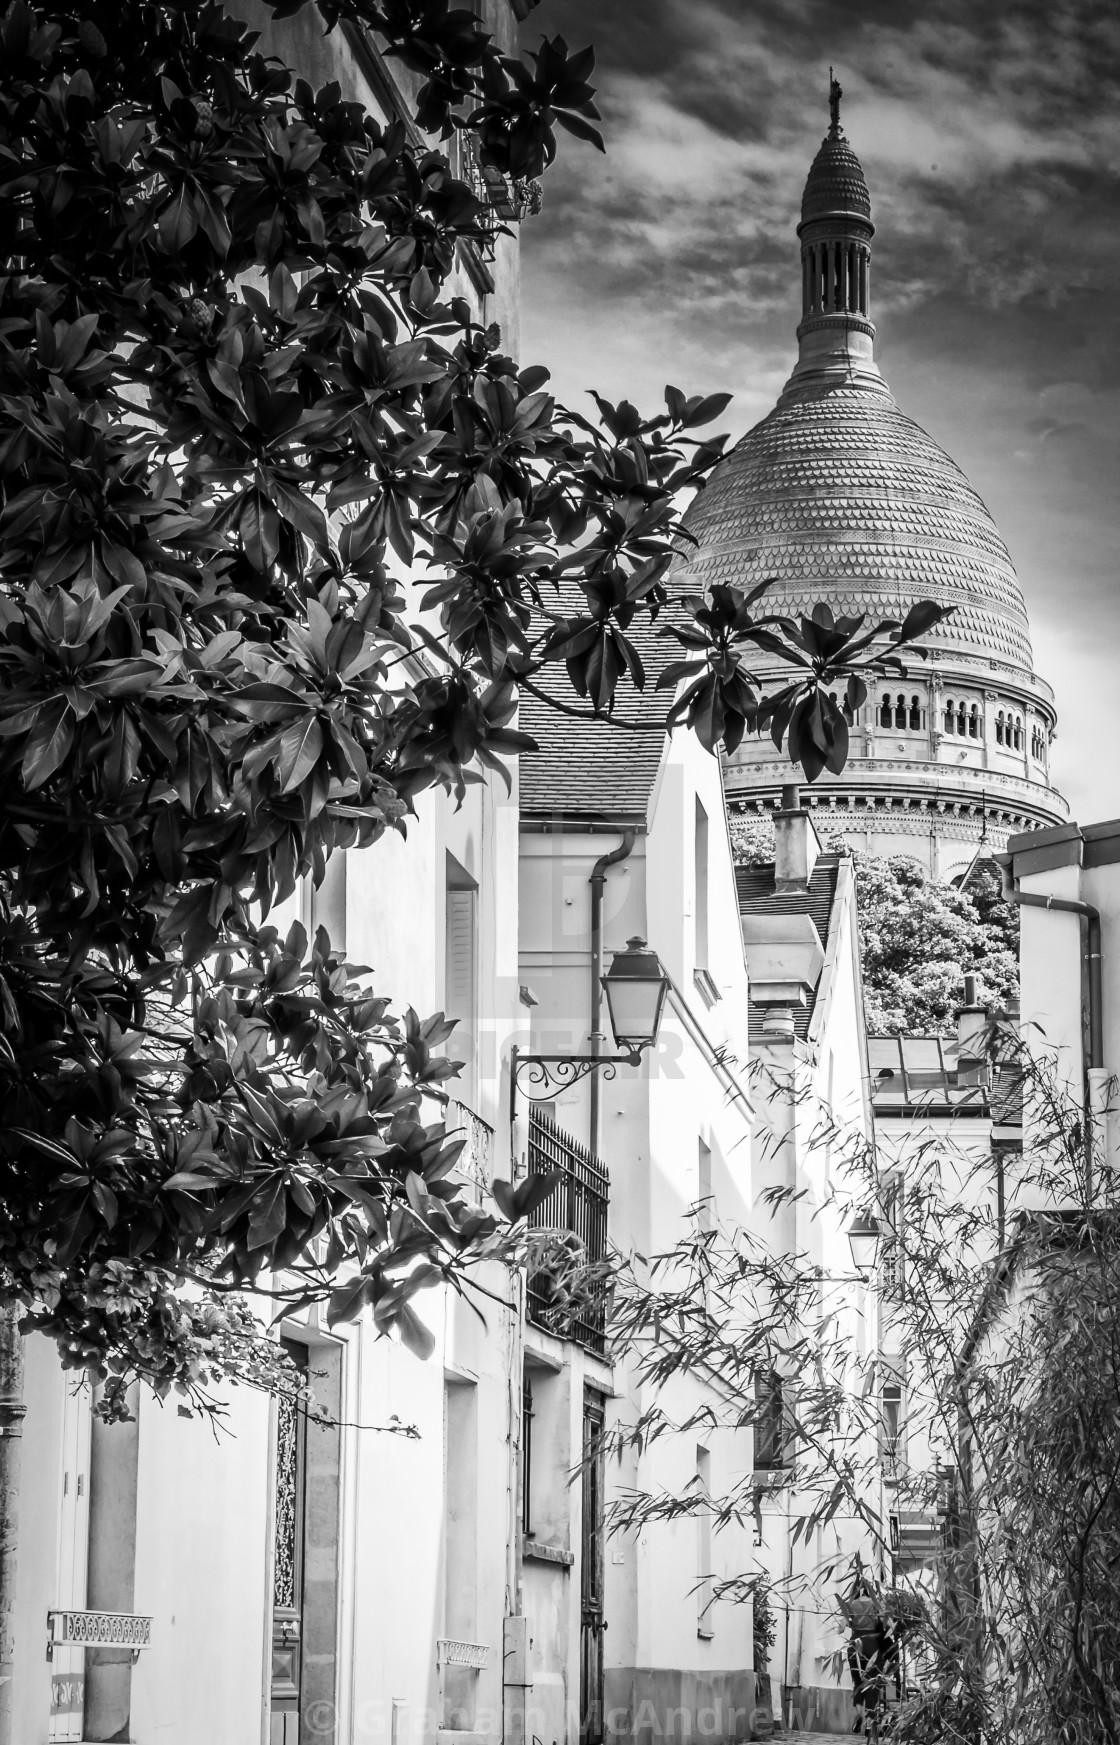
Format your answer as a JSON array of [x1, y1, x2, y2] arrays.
[[447, 1099, 495, 1206], [526, 1108, 609, 1354]]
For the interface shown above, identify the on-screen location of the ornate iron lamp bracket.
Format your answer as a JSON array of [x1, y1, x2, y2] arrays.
[[509, 1044, 641, 1124]]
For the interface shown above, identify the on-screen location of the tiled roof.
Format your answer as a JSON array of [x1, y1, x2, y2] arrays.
[[518, 611, 675, 821], [674, 386, 1036, 673], [802, 129, 871, 222], [737, 853, 841, 1040]]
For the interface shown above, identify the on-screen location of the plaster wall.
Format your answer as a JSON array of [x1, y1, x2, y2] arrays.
[[517, 731, 755, 1745], [743, 869, 882, 1725]]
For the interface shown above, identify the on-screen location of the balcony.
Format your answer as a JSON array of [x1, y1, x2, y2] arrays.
[[447, 1100, 495, 1206], [525, 1107, 609, 1355]]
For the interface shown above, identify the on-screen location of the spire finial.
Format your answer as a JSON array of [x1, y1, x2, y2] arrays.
[[829, 68, 842, 136]]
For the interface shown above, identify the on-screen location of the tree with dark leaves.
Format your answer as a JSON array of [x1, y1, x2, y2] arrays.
[[0, 0, 949, 1408]]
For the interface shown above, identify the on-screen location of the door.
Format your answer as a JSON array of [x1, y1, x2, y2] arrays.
[[579, 1390, 606, 1745], [270, 1341, 308, 1745], [49, 1381, 91, 1744]]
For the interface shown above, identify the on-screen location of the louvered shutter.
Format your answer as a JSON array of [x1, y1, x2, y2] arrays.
[[444, 886, 477, 1103]]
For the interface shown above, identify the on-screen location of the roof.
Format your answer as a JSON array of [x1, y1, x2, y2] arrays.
[[801, 129, 872, 224], [869, 1034, 1022, 1123], [674, 384, 1036, 675], [518, 609, 674, 822], [736, 852, 840, 1040]]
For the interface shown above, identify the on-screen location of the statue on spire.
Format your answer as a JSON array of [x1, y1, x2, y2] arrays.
[[828, 68, 842, 136]]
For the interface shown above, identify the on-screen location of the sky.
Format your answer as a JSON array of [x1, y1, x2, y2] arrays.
[[518, 0, 1120, 826]]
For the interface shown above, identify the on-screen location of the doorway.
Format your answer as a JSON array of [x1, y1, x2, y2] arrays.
[[579, 1390, 606, 1745]]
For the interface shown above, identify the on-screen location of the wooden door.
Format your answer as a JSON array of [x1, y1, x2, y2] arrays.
[[579, 1391, 606, 1745], [270, 1342, 308, 1745]]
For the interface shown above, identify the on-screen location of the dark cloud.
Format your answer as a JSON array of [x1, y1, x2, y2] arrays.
[[520, 0, 1120, 820]]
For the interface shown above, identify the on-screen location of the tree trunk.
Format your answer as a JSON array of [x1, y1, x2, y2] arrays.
[[0, 1303, 25, 1745]]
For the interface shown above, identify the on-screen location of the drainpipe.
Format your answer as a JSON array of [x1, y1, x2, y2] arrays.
[[1003, 883, 1103, 1197], [588, 831, 635, 1158]]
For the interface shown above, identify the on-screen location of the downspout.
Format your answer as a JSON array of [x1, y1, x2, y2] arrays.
[[1004, 884, 1103, 1196], [588, 831, 636, 1158]]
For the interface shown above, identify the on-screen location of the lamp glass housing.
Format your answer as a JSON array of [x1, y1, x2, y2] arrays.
[[602, 936, 670, 1054], [846, 1212, 883, 1279]]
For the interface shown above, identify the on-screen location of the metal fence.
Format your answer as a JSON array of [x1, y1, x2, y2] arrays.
[[526, 1108, 610, 1355], [447, 1099, 495, 1206]]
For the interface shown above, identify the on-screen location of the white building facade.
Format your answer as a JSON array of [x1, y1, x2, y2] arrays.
[[517, 661, 759, 1745]]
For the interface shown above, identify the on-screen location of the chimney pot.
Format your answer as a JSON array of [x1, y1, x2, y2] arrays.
[[773, 793, 822, 892]]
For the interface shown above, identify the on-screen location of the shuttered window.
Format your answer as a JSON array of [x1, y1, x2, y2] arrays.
[[445, 858, 478, 1106]]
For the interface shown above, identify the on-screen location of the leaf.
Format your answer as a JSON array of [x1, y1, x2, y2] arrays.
[[896, 600, 952, 643], [275, 715, 324, 792], [395, 1302, 437, 1360], [21, 700, 73, 790], [682, 392, 733, 429], [553, 110, 606, 151]]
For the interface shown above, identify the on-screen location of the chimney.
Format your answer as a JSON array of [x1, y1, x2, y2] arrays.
[[957, 973, 988, 1083], [773, 784, 822, 892]]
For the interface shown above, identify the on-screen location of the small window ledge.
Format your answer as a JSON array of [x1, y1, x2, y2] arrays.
[[523, 1540, 574, 1568], [694, 968, 721, 1008], [751, 1468, 793, 1490]]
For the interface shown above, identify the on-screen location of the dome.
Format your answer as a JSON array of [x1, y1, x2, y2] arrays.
[[801, 133, 871, 225], [673, 88, 1067, 870], [677, 384, 1035, 674]]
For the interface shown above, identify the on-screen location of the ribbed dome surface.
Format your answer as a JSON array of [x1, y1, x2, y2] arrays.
[[801, 133, 871, 223], [676, 384, 1034, 672]]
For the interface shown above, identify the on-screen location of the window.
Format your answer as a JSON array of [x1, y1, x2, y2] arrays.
[[694, 797, 709, 975], [995, 712, 1005, 746], [753, 1371, 789, 1471], [445, 854, 478, 1107], [894, 697, 907, 730], [968, 705, 979, 739], [696, 1446, 713, 1638], [957, 701, 967, 736], [908, 695, 921, 731], [521, 1374, 534, 1538], [943, 700, 955, 734], [879, 694, 893, 728], [880, 1375, 906, 1479], [1013, 715, 1023, 751], [879, 1177, 903, 1294]]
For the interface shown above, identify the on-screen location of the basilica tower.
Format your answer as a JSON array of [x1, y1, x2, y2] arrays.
[[675, 82, 1067, 876]]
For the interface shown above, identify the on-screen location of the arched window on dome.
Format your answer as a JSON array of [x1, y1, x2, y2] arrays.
[[848, 243, 857, 313], [909, 695, 921, 731], [968, 705, 979, 739], [880, 695, 893, 728], [894, 697, 907, 730], [943, 700, 955, 734], [1013, 716, 1023, 751], [957, 701, 967, 736], [995, 712, 1005, 746], [829, 688, 855, 726]]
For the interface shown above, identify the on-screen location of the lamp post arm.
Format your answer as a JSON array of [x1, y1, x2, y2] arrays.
[[509, 1049, 642, 1129]]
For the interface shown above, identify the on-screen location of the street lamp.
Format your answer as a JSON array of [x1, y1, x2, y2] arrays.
[[601, 936, 671, 1060], [846, 1211, 883, 1280], [510, 937, 671, 1124]]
